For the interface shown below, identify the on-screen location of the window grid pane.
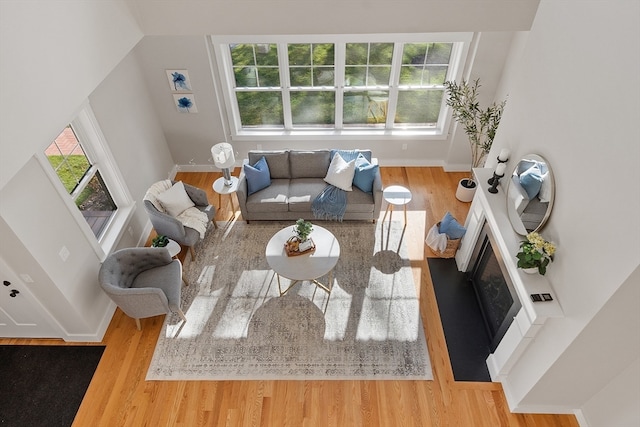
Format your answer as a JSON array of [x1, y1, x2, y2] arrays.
[[223, 38, 460, 132]]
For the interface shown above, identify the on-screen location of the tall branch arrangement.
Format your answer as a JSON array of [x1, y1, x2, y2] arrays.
[[444, 79, 506, 172]]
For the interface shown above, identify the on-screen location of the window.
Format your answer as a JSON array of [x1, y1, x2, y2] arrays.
[[45, 126, 117, 239], [41, 104, 134, 256], [212, 33, 471, 139]]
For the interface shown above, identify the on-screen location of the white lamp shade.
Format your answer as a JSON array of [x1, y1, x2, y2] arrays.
[[211, 143, 235, 169]]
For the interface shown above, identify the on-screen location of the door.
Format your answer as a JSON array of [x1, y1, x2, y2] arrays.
[[0, 257, 60, 338]]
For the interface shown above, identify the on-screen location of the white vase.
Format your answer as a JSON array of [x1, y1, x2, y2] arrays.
[[521, 267, 538, 274], [455, 178, 477, 202]]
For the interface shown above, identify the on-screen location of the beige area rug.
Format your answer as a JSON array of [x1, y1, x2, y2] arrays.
[[146, 220, 432, 380]]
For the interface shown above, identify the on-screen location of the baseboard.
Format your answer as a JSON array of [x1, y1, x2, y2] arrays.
[[62, 302, 116, 343]]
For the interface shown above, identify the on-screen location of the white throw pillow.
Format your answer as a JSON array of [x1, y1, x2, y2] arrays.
[[156, 181, 195, 217], [324, 153, 356, 191]]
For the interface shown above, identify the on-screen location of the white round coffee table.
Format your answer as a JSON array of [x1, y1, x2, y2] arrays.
[[265, 224, 340, 296]]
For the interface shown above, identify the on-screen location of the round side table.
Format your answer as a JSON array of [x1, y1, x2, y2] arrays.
[[382, 185, 412, 226], [213, 176, 239, 221]]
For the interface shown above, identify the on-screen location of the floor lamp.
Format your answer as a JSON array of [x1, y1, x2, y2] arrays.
[[211, 142, 235, 186]]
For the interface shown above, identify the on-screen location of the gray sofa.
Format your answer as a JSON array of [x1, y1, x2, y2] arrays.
[[237, 149, 382, 222]]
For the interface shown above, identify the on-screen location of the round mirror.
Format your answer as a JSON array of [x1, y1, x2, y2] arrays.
[[506, 154, 555, 235]]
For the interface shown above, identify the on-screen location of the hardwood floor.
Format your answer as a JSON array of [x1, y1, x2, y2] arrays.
[[0, 167, 579, 427]]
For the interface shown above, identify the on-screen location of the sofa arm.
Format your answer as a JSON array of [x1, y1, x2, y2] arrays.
[[371, 158, 383, 220], [236, 160, 249, 220]]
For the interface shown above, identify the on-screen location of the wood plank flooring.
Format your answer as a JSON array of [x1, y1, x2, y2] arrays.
[[0, 167, 580, 427]]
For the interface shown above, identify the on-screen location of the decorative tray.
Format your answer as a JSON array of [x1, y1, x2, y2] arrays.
[[284, 238, 316, 257]]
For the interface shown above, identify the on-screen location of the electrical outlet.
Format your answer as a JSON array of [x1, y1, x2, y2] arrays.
[[257, 144, 262, 150], [59, 246, 70, 262], [402, 143, 408, 150]]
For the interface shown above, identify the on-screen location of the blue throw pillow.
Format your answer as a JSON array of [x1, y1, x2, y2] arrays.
[[439, 212, 466, 239], [243, 156, 271, 195], [519, 164, 543, 199], [352, 154, 379, 193]]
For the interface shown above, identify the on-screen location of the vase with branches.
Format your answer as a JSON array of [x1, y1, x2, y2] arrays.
[[444, 78, 506, 201]]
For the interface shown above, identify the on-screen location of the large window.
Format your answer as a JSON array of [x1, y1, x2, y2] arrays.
[[213, 34, 471, 139], [41, 104, 134, 256]]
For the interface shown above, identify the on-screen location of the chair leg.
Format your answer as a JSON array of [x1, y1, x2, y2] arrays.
[[189, 246, 195, 259], [212, 218, 218, 229], [135, 318, 141, 330], [177, 308, 187, 323]]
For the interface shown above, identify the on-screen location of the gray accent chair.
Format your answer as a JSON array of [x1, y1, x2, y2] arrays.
[[143, 181, 217, 258], [99, 247, 187, 330]]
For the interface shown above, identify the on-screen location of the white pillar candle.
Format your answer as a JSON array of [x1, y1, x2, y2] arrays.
[[498, 148, 511, 162], [495, 162, 506, 176]]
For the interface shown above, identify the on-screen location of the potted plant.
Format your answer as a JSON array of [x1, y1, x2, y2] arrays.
[[444, 78, 506, 202], [293, 219, 313, 242], [152, 235, 169, 248], [516, 232, 556, 275]]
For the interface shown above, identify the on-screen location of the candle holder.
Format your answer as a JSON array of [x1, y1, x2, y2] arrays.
[[488, 172, 505, 193]]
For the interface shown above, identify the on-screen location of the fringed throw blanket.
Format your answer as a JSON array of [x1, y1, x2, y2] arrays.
[[312, 185, 347, 221]]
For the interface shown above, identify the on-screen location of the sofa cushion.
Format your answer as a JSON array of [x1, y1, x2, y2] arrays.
[[344, 188, 375, 213], [519, 164, 543, 199], [248, 150, 290, 179], [156, 181, 195, 217], [353, 153, 379, 194], [244, 156, 271, 195], [324, 153, 356, 191], [288, 179, 328, 212], [290, 150, 331, 178], [244, 179, 290, 213]]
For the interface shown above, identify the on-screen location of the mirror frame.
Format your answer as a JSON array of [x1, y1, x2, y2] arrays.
[[506, 154, 555, 235]]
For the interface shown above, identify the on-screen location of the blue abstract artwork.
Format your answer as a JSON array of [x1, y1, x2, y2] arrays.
[[173, 94, 198, 113], [166, 69, 192, 92]]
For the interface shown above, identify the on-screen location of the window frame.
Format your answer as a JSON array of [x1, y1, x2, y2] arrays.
[[210, 33, 472, 141], [38, 103, 135, 259]]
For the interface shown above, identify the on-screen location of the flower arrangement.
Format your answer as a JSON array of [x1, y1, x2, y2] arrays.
[[516, 232, 556, 275]]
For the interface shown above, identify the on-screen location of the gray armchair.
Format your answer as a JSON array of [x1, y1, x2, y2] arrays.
[[143, 180, 217, 258], [99, 247, 187, 330]]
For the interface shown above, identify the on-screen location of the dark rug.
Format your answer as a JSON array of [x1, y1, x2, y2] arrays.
[[0, 345, 105, 427], [428, 258, 492, 382]]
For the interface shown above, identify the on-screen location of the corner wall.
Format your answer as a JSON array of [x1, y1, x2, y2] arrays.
[[486, 0, 640, 420]]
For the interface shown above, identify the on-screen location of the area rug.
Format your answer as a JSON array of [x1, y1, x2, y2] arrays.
[[147, 220, 432, 381], [0, 345, 105, 426]]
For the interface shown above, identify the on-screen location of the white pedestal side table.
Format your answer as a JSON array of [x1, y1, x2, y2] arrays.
[[381, 185, 412, 251], [265, 225, 340, 297], [212, 176, 239, 221]]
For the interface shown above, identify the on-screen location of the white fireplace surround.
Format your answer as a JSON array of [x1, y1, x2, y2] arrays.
[[455, 168, 564, 389]]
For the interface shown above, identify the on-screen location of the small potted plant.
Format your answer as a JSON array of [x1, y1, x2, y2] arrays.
[[286, 219, 313, 253], [444, 78, 506, 202], [293, 219, 313, 242], [152, 235, 169, 248], [516, 232, 556, 275]]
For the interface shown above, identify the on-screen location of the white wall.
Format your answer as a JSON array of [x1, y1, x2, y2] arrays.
[[0, 0, 143, 189], [133, 32, 515, 170], [128, 0, 540, 35], [486, 0, 640, 421], [0, 1, 172, 340]]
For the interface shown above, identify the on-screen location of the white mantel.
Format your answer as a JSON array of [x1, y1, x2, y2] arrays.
[[455, 168, 563, 383]]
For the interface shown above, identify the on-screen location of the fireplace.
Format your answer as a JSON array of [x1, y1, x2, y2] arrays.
[[468, 222, 521, 352], [454, 168, 563, 385]]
